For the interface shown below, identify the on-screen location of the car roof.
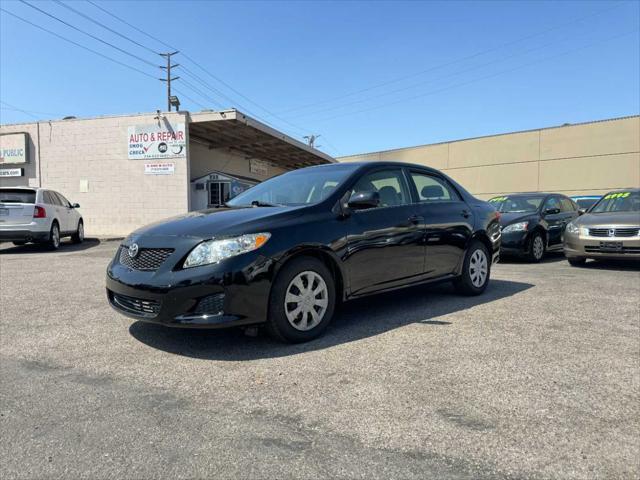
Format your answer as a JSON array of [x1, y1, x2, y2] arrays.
[[0, 186, 39, 190], [603, 187, 640, 193]]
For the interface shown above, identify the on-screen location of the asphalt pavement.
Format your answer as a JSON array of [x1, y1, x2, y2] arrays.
[[0, 240, 638, 479]]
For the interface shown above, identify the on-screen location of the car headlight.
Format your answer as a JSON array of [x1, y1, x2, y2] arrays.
[[183, 233, 271, 268], [566, 222, 580, 235], [502, 221, 528, 233]]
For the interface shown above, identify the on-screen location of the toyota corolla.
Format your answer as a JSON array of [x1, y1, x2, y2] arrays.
[[106, 162, 501, 343]]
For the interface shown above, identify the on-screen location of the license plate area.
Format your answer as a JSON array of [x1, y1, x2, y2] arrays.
[[600, 241, 623, 252]]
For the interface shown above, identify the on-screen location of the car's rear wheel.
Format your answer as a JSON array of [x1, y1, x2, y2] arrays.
[[47, 222, 60, 250], [72, 220, 84, 244], [266, 257, 336, 343], [567, 257, 586, 267], [454, 240, 490, 296], [527, 232, 545, 263]]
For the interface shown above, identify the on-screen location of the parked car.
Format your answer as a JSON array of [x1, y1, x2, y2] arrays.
[[489, 193, 580, 262], [107, 162, 501, 343], [570, 195, 602, 212], [564, 188, 640, 266], [0, 187, 84, 249]]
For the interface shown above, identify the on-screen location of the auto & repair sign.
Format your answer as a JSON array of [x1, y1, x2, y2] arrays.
[[128, 123, 186, 160]]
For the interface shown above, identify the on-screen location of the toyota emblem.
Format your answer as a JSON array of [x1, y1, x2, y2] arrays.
[[128, 243, 139, 258], [608, 229, 615, 238]]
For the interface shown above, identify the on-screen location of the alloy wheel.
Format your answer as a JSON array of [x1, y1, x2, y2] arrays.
[[469, 249, 488, 288], [533, 236, 544, 260], [78, 223, 84, 241], [284, 271, 329, 331], [52, 225, 60, 248]]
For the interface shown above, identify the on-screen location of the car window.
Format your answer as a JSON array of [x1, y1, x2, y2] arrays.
[[53, 192, 70, 207], [352, 169, 410, 208], [543, 196, 561, 212], [0, 189, 36, 203], [42, 191, 58, 205], [560, 197, 576, 212], [410, 172, 460, 202]]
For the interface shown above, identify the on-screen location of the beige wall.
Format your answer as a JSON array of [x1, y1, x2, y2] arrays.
[[339, 116, 640, 199], [0, 113, 190, 237]]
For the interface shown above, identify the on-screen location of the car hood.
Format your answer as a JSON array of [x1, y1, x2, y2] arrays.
[[499, 212, 537, 227], [574, 211, 640, 227], [128, 205, 307, 240]]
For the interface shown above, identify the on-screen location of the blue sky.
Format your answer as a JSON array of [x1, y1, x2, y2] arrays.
[[1, 0, 639, 156]]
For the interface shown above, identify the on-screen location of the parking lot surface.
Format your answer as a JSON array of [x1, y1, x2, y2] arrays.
[[1, 240, 638, 479]]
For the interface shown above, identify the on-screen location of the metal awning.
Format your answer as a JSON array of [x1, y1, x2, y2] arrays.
[[188, 109, 335, 169]]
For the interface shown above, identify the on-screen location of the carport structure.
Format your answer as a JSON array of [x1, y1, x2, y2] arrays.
[[188, 110, 335, 170]]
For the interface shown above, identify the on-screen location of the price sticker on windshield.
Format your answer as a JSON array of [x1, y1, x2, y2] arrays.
[[604, 192, 630, 200], [489, 196, 507, 203]]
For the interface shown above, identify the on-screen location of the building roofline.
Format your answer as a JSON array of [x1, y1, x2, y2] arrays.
[[337, 114, 640, 159]]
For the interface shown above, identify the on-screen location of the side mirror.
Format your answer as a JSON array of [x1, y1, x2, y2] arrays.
[[578, 208, 586, 216], [72, 203, 80, 208], [544, 207, 560, 215], [348, 191, 380, 210]]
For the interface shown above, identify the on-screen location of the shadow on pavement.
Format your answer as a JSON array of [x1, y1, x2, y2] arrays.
[[129, 278, 533, 361], [0, 238, 102, 255], [579, 258, 640, 272], [499, 251, 565, 264]]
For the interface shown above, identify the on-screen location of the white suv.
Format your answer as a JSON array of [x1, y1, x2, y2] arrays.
[[0, 187, 84, 249]]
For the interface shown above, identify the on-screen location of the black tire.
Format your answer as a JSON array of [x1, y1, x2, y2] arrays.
[[47, 222, 61, 250], [567, 257, 586, 267], [266, 256, 336, 343], [527, 231, 545, 263], [71, 220, 84, 244], [12, 241, 26, 246], [454, 240, 491, 296]]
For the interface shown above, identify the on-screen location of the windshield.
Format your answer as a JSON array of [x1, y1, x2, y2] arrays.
[[488, 195, 545, 213], [0, 189, 36, 203], [226, 166, 355, 207], [574, 197, 600, 210], [590, 191, 640, 213]]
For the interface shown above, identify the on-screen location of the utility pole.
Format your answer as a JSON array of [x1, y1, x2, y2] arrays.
[[159, 51, 180, 111]]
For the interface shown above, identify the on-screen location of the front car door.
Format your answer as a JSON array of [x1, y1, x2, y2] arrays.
[[344, 168, 425, 296], [53, 192, 75, 233], [408, 170, 474, 278], [541, 196, 564, 247]]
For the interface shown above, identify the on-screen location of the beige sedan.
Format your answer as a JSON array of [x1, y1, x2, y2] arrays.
[[564, 189, 640, 266]]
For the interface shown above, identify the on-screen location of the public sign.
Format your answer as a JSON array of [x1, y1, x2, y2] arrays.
[[144, 162, 175, 175], [128, 123, 186, 160], [0, 133, 28, 164], [0, 168, 24, 177]]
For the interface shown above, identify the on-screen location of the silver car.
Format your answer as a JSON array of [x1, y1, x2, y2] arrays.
[[564, 188, 640, 265], [0, 187, 84, 249]]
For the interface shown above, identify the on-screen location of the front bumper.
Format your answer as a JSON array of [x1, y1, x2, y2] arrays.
[[498, 230, 530, 256], [106, 241, 276, 329], [564, 230, 640, 259]]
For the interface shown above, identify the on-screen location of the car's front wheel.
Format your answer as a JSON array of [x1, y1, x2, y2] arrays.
[[454, 240, 491, 296], [72, 220, 84, 244], [266, 256, 336, 343], [527, 232, 545, 263]]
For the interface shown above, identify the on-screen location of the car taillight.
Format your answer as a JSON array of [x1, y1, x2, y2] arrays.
[[33, 205, 46, 218]]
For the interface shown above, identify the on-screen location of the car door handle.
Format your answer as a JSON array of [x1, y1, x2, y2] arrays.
[[461, 209, 470, 218], [408, 215, 423, 225]]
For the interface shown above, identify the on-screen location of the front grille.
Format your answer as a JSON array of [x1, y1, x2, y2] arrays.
[[588, 227, 640, 238], [193, 294, 225, 315], [119, 246, 174, 271], [111, 292, 161, 318], [584, 246, 640, 254]]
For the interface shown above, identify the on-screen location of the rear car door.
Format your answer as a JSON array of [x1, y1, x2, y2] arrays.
[[43, 191, 65, 230], [0, 188, 36, 227], [408, 170, 474, 278], [344, 167, 425, 295]]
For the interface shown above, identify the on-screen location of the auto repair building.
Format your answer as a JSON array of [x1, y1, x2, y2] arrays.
[[0, 110, 334, 237], [339, 115, 640, 200]]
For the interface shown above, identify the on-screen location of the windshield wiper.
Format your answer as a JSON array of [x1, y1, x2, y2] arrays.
[[251, 200, 281, 207]]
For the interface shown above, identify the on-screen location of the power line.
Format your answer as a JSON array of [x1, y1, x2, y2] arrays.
[[0, 102, 63, 118], [0, 101, 40, 120], [0, 7, 158, 80], [278, 1, 626, 115], [51, 0, 160, 56], [19, 0, 160, 69], [308, 29, 639, 124]]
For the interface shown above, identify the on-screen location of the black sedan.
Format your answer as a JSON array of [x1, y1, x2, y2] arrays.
[[107, 162, 501, 343], [489, 193, 580, 262]]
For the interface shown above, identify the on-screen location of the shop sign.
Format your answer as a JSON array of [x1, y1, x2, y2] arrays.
[[144, 162, 175, 175], [0, 168, 24, 177], [0, 133, 28, 164], [128, 123, 186, 160], [249, 158, 268, 176]]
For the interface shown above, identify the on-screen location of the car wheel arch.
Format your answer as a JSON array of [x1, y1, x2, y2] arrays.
[[274, 246, 346, 301]]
